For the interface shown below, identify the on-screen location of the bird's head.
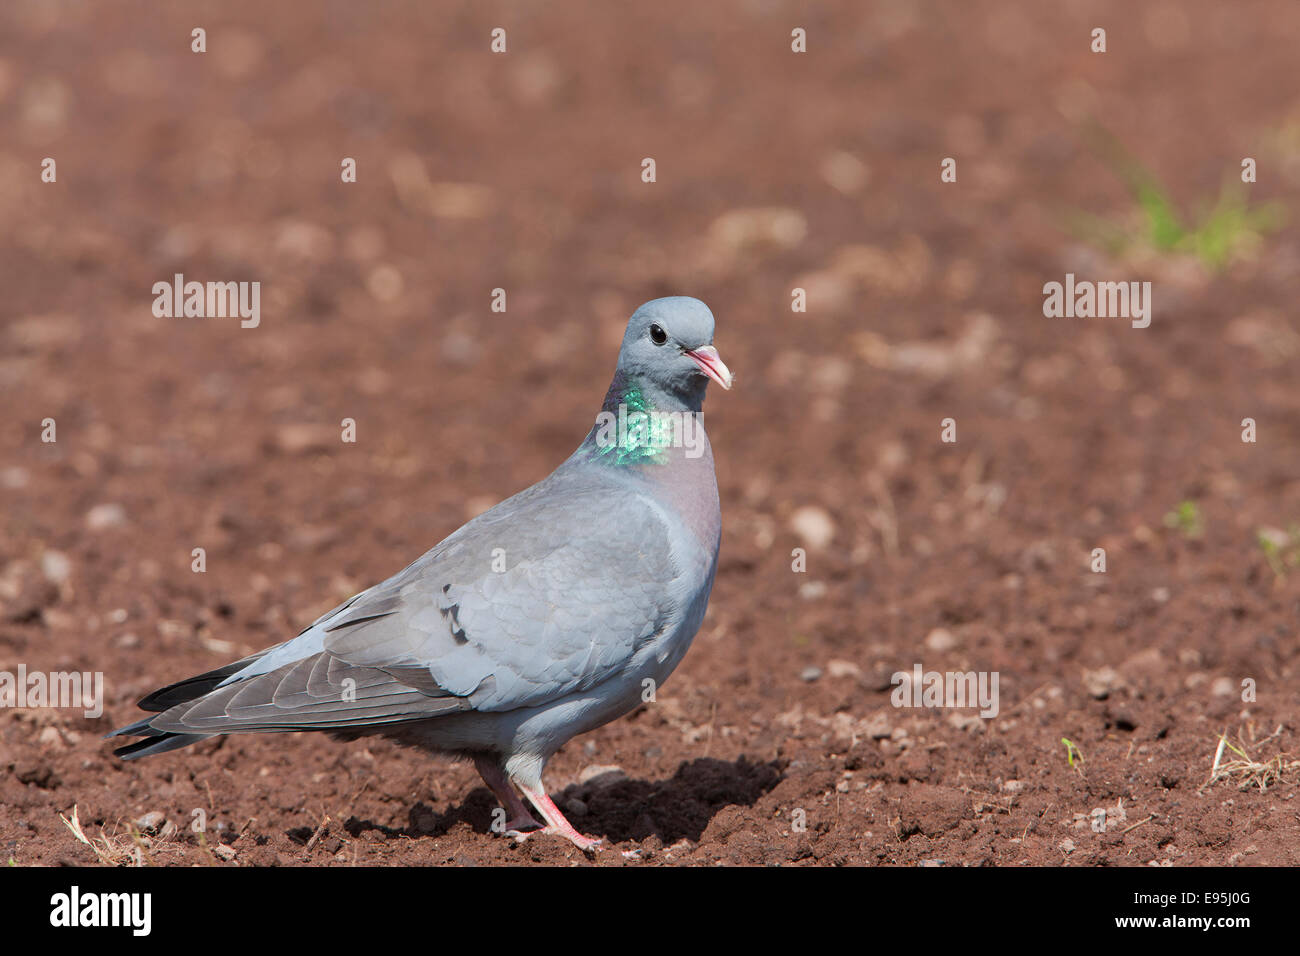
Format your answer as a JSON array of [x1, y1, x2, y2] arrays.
[[613, 297, 733, 410]]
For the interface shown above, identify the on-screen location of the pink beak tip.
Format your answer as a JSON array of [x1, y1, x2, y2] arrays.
[[687, 345, 734, 391]]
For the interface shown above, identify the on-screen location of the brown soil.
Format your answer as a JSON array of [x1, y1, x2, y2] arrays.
[[3, 0, 1299, 867]]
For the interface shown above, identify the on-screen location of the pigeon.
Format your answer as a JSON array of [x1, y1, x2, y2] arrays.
[[110, 296, 732, 852]]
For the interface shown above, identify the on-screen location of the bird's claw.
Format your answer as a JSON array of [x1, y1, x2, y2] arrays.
[[506, 825, 603, 853], [568, 833, 604, 853]]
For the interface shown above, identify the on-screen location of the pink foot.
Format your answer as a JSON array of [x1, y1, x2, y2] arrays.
[[516, 781, 604, 853], [541, 824, 604, 852], [507, 824, 602, 852]]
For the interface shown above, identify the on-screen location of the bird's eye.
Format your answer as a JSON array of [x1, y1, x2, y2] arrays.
[[649, 324, 668, 345]]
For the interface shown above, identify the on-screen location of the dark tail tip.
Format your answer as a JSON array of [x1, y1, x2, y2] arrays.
[[112, 731, 212, 760]]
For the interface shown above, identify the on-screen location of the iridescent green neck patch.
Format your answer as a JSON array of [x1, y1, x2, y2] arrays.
[[590, 386, 705, 466]]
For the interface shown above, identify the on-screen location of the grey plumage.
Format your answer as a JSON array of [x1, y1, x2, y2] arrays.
[[110, 296, 732, 850]]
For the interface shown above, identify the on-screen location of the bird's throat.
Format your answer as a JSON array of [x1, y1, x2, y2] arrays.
[[588, 378, 706, 467]]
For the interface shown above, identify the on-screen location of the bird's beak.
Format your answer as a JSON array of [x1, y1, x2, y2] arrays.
[[685, 345, 733, 390]]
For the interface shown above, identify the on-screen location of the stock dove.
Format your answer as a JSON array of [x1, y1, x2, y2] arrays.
[[110, 296, 732, 851]]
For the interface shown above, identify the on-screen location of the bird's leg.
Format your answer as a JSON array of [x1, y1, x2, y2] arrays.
[[513, 779, 603, 852], [474, 755, 542, 832]]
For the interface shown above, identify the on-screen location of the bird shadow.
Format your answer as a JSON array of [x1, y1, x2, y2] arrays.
[[339, 755, 782, 846], [555, 755, 784, 845]]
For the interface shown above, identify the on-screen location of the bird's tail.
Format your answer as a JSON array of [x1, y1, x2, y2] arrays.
[[107, 644, 469, 758], [110, 724, 215, 760], [105, 655, 264, 759]]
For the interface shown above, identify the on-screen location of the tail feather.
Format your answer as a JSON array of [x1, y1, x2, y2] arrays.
[[114, 731, 214, 760], [135, 649, 277, 712], [109, 648, 469, 759], [105, 650, 276, 757], [105, 715, 158, 738]]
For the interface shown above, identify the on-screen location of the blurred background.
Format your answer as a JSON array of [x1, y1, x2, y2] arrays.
[[2, 0, 1299, 866]]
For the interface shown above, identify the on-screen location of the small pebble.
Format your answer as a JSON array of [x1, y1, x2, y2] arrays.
[[924, 628, 957, 652], [85, 503, 127, 531], [40, 551, 72, 584], [789, 506, 835, 550], [1083, 666, 1120, 699], [578, 764, 626, 788], [1210, 677, 1236, 698], [135, 811, 166, 834], [798, 581, 827, 600], [827, 659, 861, 679]]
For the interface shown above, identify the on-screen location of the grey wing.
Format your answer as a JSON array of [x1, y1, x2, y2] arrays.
[[322, 487, 680, 711], [125, 485, 678, 740], [141, 651, 471, 734]]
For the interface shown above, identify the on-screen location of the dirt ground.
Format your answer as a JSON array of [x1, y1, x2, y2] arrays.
[[3, 0, 1299, 867]]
